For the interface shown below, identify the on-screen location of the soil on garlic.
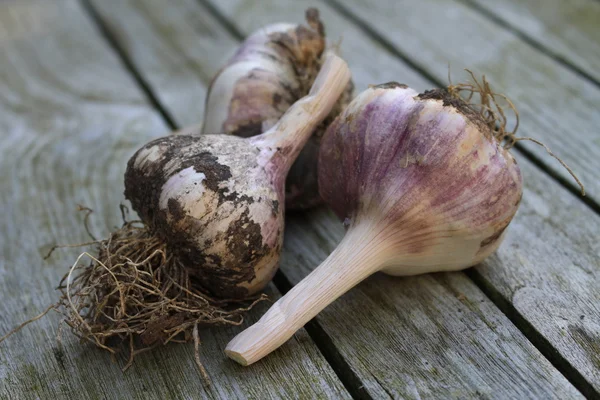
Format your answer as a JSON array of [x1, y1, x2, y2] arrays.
[[126, 134, 284, 298]]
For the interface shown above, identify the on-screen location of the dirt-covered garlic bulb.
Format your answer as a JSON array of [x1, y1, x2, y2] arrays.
[[127, 53, 350, 298], [0, 52, 351, 370], [202, 8, 354, 209], [226, 82, 524, 365]]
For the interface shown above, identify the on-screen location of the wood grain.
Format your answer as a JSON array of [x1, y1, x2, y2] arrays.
[[87, 0, 239, 128], [87, 0, 433, 126], [210, 0, 600, 395], [86, 0, 594, 397], [331, 0, 600, 206], [0, 1, 349, 398], [464, 0, 600, 83]]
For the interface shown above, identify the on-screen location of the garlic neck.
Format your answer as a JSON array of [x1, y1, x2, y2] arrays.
[[225, 219, 392, 365], [251, 52, 351, 180]]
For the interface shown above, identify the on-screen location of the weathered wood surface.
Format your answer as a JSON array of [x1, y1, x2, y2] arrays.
[[86, 0, 595, 397], [476, 151, 600, 393], [204, 0, 600, 396], [0, 1, 349, 399], [2, 0, 599, 398], [87, 0, 237, 127], [331, 0, 600, 207], [465, 0, 600, 84]]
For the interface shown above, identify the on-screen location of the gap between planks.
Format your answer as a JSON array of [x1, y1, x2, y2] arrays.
[[456, 0, 600, 90], [465, 268, 599, 400], [81, 0, 178, 130], [197, 0, 245, 41]]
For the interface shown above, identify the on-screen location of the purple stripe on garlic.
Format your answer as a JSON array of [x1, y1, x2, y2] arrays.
[[321, 85, 522, 272]]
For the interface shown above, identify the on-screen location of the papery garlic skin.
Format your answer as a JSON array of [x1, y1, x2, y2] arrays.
[[203, 9, 354, 209], [202, 22, 314, 138], [319, 83, 523, 274]]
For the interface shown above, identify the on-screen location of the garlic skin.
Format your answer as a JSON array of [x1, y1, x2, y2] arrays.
[[226, 82, 523, 365], [124, 53, 351, 299], [202, 8, 354, 209], [202, 20, 322, 138], [320, 83, 522, 273]]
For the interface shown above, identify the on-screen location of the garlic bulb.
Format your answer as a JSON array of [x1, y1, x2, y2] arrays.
[[202, 8, 354, 209], [226, 82, 523, 365], [125, 53, 350, 298]]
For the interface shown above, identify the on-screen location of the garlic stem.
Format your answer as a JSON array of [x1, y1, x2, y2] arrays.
[[252, 51, 351, 177], [225, 220, 390, 365]]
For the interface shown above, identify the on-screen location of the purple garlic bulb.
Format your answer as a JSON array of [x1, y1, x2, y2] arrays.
[[226, 82, 523, 366]]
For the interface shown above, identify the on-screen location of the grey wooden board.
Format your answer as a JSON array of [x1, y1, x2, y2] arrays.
[[477, 158, 600, 390], [333, 0, 600, 206], [465, 0, 600, 83], [212, 0, 600, 394], [87, 0, 238, 127], [0, 1, 350, 399], [85, 0, 590, 397]]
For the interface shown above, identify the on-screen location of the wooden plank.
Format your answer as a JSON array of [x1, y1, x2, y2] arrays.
[[90, 0, 589, 397], [464, 0, 600, 84], [207, 0, 600, 395], [86, 0, 239, 127], [476, 159, 600, 391], [0, 1, 350, 398], [330, 0, 600, 206]]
